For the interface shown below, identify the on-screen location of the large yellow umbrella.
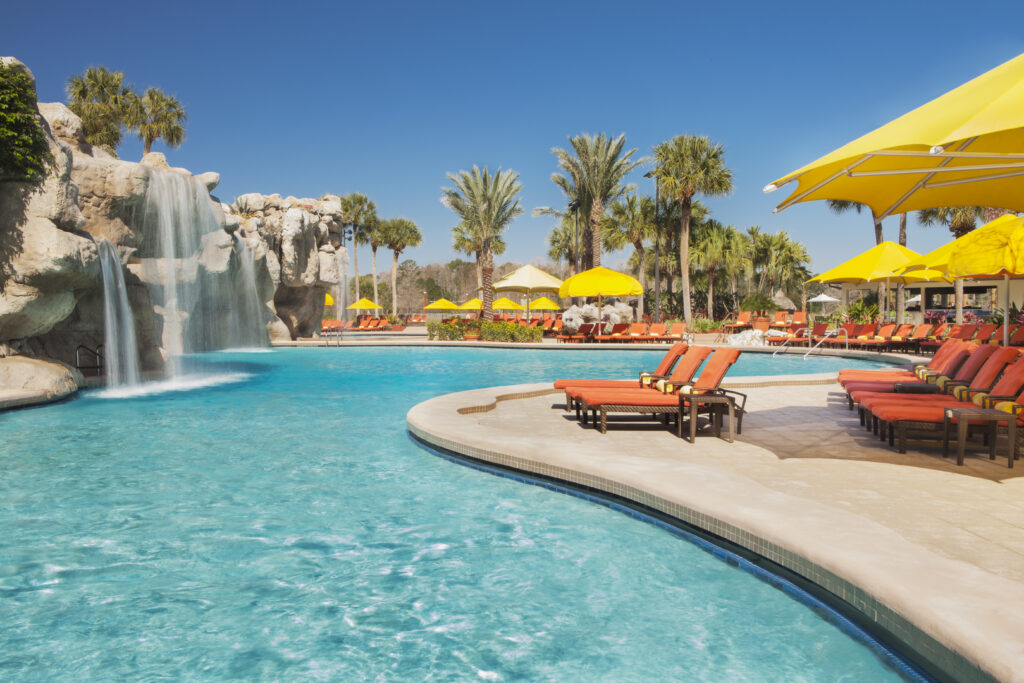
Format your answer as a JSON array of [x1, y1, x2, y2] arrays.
[[424, 298, 460, 310], [347, 297, 382, 310], [491, 297, 524, 311], [559, 266, 643, 323], [767, 52, 1024, 220], [809, 242, 949, 285], [903, 214, 1024, 345], [529, 296, 562, 311], [325, 292, 335, 306], [459, 298, 482, 310]]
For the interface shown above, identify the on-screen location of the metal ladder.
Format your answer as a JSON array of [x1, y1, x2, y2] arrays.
[[803, 328, 849, 359], [771, 327, 810, 357], [75, 344, 104, 376]]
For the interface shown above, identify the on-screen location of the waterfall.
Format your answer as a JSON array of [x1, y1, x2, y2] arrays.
[[97, 238, 141, 387], [140, 169, 266, 375], [334, 246, 349, 321], [231, 232, 269, 348]]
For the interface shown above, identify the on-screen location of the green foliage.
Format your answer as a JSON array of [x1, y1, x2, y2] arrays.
[[426, 319, 541, 342], [739, 292, 776, 313], [689, 317, 716, 333], [831, 300, 879, 324], [135, 87, 186, 154], [66, 66, 137, 153], [0, 64, 52, 181]]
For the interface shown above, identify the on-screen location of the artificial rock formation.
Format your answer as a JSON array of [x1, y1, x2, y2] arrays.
[[226, 193, 345, 339]]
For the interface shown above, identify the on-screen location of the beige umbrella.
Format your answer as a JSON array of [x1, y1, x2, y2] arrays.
[[493, 265, 563, 319]]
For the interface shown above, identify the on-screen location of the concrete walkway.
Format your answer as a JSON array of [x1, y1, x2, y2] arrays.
[[408, 380, 1024, 682]]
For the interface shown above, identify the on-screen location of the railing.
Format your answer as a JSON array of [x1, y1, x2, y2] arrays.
[[75, 344, 104, 376], [771, 327, 810, 357], [804, 328, 849, 359]]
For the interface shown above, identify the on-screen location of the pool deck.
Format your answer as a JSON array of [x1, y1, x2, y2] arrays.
[[408, 375, 1024, 683]]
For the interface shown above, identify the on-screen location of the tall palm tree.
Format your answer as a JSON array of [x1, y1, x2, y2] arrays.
[[66, 66, 138, 154], [918, 206, 987, 323], [546, 216, 578, 276], [723, 227, 753, 312], [340, 193, 376, 302], [133, 87, 186, 155], [441, 165, 523, 321], [366, 214, 384, 305], [690, 220, 730, 321], [602, 194, 654, 316], [379, 218, 422, 316], [453, 222, 506, 291], [654, 135, 733, 323], [551, 133, 643, 267]]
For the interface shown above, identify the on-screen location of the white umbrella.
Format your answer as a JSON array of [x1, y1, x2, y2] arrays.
[[904, 294, 922, 305], [808, 293, 840, 303]]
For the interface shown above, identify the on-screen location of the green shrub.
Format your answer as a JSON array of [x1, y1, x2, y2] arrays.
[[739, 293, 776, 313], [0, 63, 52, 182], [479, 321, 541, 343], [689, 317, 715, 333]]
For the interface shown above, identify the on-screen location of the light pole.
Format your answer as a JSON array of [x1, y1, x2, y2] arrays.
[[644, 171, 661, 322]]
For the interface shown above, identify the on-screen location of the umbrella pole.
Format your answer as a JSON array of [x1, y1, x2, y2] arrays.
[[1005, 274, 1010, 347]]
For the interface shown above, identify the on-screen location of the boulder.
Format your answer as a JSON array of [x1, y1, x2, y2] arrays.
[[0, 356, 80, 407], [195, 172, 220, 192], [140, 152, 171, 169]]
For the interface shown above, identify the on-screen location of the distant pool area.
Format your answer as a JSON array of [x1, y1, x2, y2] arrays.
[[0, 348, 921, 680]]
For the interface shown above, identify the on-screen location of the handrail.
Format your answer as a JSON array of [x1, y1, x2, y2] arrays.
[[772, 327, 809, 357], [804, 328, 848, 359], [75, 344, 104, 375]]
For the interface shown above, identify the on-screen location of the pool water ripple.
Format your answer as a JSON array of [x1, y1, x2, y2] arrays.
[[0, 347, 916, 680]]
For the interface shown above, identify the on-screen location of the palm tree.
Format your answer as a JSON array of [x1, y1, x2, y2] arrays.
[[441, 165, 523, 321], [918, 206, 987, 323], [133, 87, 186, 155], [690, 220, 730, 321], [602, 194, 654, 316], [546, 216, 578, 276], [66, 66, 138, 154], [827, 200, 884, 244], [551, 133, 643, 267], [453, 222, 506, 291], [723, 227, 753, 312], [340, 193, 377, 301], [654, 135, 733, 323], [379, 218, 422, 316], [366, 214, 383, 305]]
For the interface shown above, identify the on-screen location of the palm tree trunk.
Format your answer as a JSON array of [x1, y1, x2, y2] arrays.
[[481, 249, 494, 322], [680, 199, 693, 323], [590, 199, 604, 267], [391, 250, 399, 316], [371, 246, 379, 305], [353, 228, 360, 301], [144, 137, 152, 155], [475, 250, 483, 291], [707, 267, 715, 322], [634, 242, 646, 318]]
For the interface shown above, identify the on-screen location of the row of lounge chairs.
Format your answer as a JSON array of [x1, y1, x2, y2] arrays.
[[769, 321, 1024, 353], [839, 338, 1024, 467], [724, 311, 808, 334], [552, 344, 746, 442], [555, 322, 689, 344]]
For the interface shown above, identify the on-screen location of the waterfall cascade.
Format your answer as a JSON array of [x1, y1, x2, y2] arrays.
[[231, 233, 270, 348], [334, 247, 349, 321], [97, 238, 141, 387], [140, 169, 267, 376]]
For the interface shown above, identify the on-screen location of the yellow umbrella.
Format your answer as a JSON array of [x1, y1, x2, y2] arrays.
[[767, 52, 1024, 220], [529, 296, 562, 311], [493, 265, 563, 293], [558, 267, 643, 297], [459, 298, 482, 310], [424, 298, 460, 310], [809, 242, 949, 284], [325, 292, 335, 306], [904, 214, 1024, 345], [492, 297, 524, 311], [347, 297, 382, 310]]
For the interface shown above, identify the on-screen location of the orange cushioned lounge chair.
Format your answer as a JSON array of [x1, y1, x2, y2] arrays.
[[837, 338, 966, 387], [870, 351, 1024, 459], [575, 347, 741, 438], [843, 342, 982, 408], [723, 312, 752, 334], [554, 342, 689, 406]]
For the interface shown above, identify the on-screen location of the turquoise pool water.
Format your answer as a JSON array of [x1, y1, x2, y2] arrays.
[[0, 348, 914, 680]]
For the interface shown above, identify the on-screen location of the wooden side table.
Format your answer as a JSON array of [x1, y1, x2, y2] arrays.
[[943, 407, 1017, 468]]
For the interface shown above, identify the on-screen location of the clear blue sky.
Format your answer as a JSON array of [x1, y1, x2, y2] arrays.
[[6, 1, 1023, 273]]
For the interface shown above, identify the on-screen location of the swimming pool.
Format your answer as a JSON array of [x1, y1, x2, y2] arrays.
[[0, 348, 917, 680]]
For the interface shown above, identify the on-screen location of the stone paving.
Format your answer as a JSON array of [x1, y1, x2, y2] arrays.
[[408, 378, 1024, 683]]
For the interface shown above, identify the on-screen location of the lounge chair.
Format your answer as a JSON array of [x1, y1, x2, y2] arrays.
[[659, 322, 688, 343], [1009, 325, 1024, 346], [871, 350, 1024, 457], [575, 347, 739, 437], [723, 312, 752, 334], [974, 323, 999, 344], [849, 324, 895, 350], [639, 323, 667, 343], [838, 339, 968, 388], [769, 311, 789, 329], [624, 322, 649, 342], [556, 322, 595, 344], [791, 311, 808, 328], [555, 343, 692, 409], [593, 323, 629, 342]]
